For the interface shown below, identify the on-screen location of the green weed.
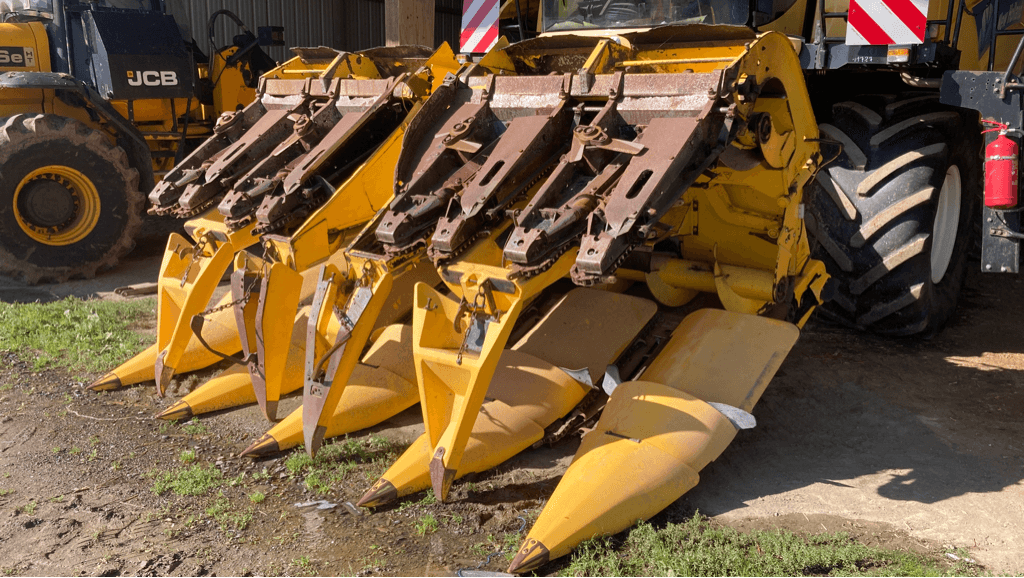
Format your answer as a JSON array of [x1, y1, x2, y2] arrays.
[[21, 500, 37, 515], [249, 491, 265, 504], [181, 418, 208, 436], [560, 514, 981, 577], [415, 513, 439, 536], [285, 436, 397, 496], [205, 496, 253, 533], [178, 449, 197, 464], [0, 297, 152, 371], [291, 555, 317, 575], [151, 464, 222, 496]]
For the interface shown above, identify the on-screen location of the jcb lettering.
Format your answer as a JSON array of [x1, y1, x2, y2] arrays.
[[126, 70, 179, 87]]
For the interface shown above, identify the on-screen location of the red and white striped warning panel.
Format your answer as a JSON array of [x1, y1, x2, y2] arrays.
[[846, 0, 928, 45], [461, 0, 500, 54]]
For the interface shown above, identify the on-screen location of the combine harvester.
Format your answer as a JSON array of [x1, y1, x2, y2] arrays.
[[93, 0, 1024, 567], [144, 23, 828, 574], [92, 8, 832, 572]]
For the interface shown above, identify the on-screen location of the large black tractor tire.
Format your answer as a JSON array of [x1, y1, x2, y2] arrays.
[[804, 94, 980, 336], [0, 114, 144, 284]]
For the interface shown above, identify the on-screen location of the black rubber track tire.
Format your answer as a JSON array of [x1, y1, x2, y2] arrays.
[[0, 114, 144, 284], [804, 94, 980, 336]]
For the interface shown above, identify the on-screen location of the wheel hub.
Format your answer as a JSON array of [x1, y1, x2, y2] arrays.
[[18, 176, 79, 229], [930, 164, 962, 285], [12, 165, 102, 246]]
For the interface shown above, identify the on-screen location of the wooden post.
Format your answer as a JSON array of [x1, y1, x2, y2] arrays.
[[385, 0, 436, 47]]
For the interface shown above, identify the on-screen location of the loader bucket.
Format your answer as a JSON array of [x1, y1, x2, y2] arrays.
[[508, 309, 799, 573]]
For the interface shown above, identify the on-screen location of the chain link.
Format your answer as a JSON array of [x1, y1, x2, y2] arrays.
[[179, 234, 209, 287], [195, 244, 271, 319]]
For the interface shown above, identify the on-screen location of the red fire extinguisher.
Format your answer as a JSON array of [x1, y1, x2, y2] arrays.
[[983, 120, 1019, 210]]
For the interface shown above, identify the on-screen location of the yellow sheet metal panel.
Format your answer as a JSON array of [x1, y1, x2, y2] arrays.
[[0, 22, 49, 116], [512, 289, 658, 384], [641, 309, 799, 413]]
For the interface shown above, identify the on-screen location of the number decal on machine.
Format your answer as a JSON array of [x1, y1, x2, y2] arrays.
[[0, 47, 36, 68]]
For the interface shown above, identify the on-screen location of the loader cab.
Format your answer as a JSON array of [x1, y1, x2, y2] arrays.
[[0, 0, 195, 101]]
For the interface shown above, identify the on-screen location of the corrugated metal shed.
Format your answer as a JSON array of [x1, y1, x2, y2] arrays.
[[337, 0, 384, 51], [165, 0, 462, 63], [164, 0, 337, 62], [435, 0, 461, 49]]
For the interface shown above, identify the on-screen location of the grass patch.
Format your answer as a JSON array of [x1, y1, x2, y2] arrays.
[[415, 513, 439, 536], [205, 495, 253, 533], [291, 555, 317, 575], [181, 418, 208, 436], [0, 296, 152, 372], [151, 464, 222, 496], [284, 435, 399, 496], [560, 515, 980, 577]]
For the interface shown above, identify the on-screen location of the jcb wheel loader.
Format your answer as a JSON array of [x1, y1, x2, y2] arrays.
[[0, 0, 280, 283]]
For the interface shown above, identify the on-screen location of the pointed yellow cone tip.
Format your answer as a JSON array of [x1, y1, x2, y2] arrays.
[[87, 374, 122, 391], [239, 433, 280, 458], [356, 479, 398, 508], [507, 538, 549, 574], [154, 400, 193, 421]]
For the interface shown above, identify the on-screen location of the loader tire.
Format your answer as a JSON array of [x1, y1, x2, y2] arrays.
[[0, 114, 144, 284], [804, 95, 980, 336]]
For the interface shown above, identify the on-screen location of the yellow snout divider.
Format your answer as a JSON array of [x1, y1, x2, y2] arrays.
[[508, 309, 800, 573]]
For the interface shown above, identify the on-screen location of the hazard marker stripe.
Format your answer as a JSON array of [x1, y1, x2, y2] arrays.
[[461, 0, 500, 53], [849, 0, 895, 45]]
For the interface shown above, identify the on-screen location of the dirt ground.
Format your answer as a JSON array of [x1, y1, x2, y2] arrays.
[[0, 230, 1022, 576]]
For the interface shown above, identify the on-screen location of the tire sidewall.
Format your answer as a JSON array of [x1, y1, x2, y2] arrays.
[[807, 94, 980, 335], [0, 118, 134, 270]]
